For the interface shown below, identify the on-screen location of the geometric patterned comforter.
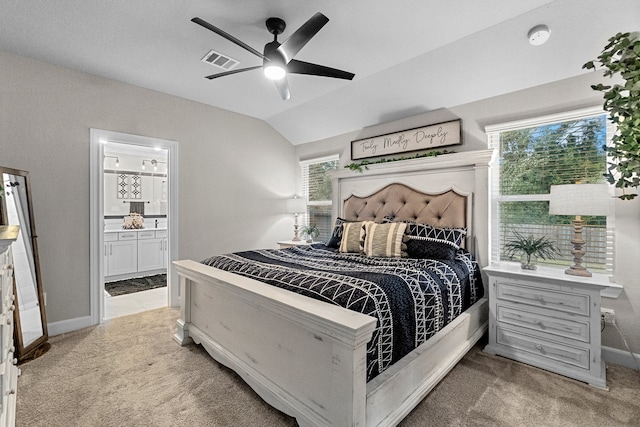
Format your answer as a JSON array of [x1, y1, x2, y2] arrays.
[[202, 244, 483, 381]]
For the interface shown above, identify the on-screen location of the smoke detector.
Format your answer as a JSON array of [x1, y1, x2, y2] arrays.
[[528, 25, 551, 46]]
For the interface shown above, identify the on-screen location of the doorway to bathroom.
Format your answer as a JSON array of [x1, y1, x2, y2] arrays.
[[103, 142, 168, 319], [89, 129, 178, 324]]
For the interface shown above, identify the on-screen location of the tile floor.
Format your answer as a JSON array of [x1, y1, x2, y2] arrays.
[[104, 286, 167, 320]]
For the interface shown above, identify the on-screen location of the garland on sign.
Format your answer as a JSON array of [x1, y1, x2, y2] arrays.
[[344, 150, 453, 173]]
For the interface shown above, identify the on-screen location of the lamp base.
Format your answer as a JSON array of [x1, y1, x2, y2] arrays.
[[291, 218, 301, 241], [565, 265, 592, 278], [565, 216, 592, 278]]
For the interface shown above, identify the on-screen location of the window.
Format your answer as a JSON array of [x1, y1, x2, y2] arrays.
[[487, 107, 615, 273], [300, 155, 339, 242]]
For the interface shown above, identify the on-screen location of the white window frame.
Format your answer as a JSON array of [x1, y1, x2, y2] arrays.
[[299, 154, 340, 240], [486, 106, 616, 275]]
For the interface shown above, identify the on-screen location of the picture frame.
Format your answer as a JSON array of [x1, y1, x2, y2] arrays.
[[350, 119, 461, 160]]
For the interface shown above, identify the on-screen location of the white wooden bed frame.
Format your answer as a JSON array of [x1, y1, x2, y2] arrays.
[[174, 150, 494, 426]]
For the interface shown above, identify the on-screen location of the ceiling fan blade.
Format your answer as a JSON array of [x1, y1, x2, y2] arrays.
[[277, 12, 329, 63], [205, 65, 262, 80], [274, 77, 291, 100], [287, 59, 355, 80], [192, 17, 265, 59]]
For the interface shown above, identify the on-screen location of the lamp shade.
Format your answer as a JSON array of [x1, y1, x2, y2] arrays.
[[286, 197, 307, 214], [549, 184, 610, 216]]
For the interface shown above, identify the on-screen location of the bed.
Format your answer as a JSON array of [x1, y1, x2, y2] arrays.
[[174, 149, 494, 426]]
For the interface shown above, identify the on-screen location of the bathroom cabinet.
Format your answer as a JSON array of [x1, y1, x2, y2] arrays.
[[137, 230, 166, 272], [105, 229, 167, 280], [104, 232, 138, 277]]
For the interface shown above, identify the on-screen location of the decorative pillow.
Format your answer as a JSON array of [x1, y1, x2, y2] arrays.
[[405, 223, 467, 260], [326, 217, 347, 248], [339, 221, 368, 253], [363, 222, 408, 257]]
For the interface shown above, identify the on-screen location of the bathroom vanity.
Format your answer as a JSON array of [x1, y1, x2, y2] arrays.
[[104, 228, 168, 280]]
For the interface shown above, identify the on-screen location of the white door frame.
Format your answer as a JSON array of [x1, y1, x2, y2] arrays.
[[89, 129, 179, 324]]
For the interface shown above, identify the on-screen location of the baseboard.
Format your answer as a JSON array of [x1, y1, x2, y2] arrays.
[[602, 345, 640, 371], [48, 315, 95, 337]]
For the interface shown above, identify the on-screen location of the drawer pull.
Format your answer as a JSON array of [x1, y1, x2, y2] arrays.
[[536, 321, 546, 330], [535, 344, 547, 355]]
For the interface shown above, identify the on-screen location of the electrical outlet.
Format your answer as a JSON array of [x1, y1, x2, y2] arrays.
[[601, 308, 615, 325]]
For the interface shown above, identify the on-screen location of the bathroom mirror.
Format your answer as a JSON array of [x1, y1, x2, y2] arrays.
[[0, 166, 49, 362]]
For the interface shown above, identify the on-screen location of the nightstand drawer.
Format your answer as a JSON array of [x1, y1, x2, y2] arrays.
[[496, 327, 589, 370], [496, 305, 590, 343], [496, 282, 589, 316]]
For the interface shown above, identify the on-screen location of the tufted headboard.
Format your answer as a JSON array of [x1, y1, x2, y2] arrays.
[[330, 150, 495, 263], [342, 183, 467, 229]]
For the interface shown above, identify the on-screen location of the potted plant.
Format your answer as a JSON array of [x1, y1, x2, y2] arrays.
[[300, 224, 319, 243], [504, 231, 559, 270], [583, 32, 640, 200]]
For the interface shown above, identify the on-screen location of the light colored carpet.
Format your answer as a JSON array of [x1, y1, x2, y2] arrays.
[[16, 307, 640, 426]]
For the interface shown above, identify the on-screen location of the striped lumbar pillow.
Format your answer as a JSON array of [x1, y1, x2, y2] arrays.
[[339, 221, 368, 253], [363, 222, 408, 257]]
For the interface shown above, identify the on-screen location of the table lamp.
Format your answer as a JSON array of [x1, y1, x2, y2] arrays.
[[286, 196, 307, 241], [549, 184, 610, 277]]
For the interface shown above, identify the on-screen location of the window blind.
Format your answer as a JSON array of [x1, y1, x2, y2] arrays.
[[300, 155, 339, 241], [486, 107, 615, 274]]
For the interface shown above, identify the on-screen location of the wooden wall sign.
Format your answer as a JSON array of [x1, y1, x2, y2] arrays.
[[350, 119, 461, 160]]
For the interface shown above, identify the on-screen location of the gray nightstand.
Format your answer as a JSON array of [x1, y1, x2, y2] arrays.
[[484, 262, 615, 389]]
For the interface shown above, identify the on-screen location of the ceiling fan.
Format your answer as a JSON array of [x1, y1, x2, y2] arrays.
[[192, 12, 355, 100]]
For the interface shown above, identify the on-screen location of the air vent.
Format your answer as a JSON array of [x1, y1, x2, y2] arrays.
[[201, 49, 240, 70]]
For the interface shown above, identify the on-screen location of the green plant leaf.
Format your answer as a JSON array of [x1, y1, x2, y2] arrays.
[[504, 231, 559, 261], [586, 32, 640, 200], [344, 149, 453, 173]]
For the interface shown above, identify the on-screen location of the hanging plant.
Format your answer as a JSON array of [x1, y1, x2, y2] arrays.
[[583, 32, 640, 200]]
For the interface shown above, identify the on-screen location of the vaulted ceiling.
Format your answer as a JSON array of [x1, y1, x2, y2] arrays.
[[1, 0, 638, 144]]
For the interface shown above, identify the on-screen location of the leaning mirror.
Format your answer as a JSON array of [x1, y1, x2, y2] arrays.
[[0, 166, 49, 362]]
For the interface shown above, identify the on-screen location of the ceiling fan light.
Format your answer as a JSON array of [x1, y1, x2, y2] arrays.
[[264, 65, 286, 80]]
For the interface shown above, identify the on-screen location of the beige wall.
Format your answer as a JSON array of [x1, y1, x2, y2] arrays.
[[3, 47, 638, 358], [0, 50, 296, 324], [295, 72, 640, 356]]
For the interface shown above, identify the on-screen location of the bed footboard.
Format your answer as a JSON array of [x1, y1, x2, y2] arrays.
[[173, 260, 377, 427]]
